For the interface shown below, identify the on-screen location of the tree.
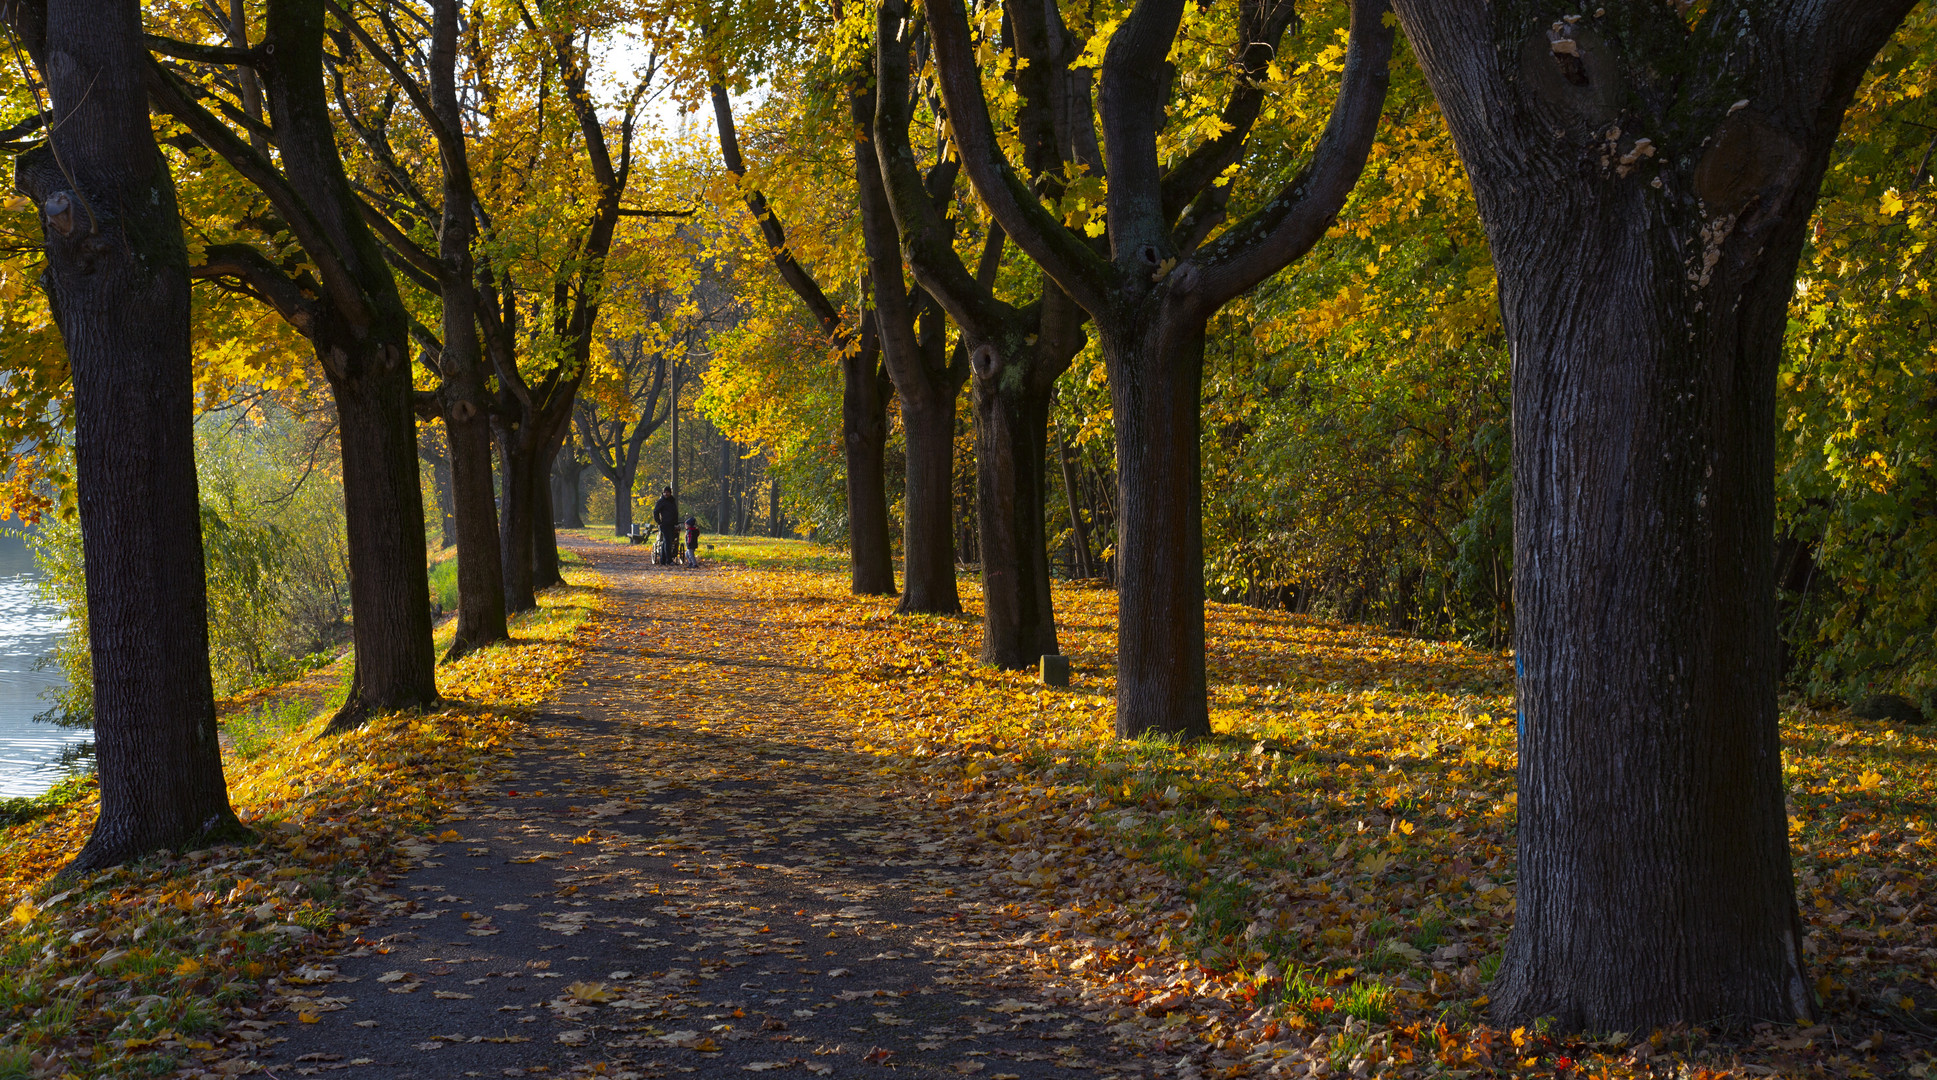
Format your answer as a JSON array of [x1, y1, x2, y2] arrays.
[[871, 0, 1094, 665], [851, 48, 968, 614], [9, 0, 241, 868], [928, 0, 1395, 732], [148, 0, 439, 725], [315, 0, 512, 657], [709, 83, 897, 596], [1383, 0, 1922, 1031], [578, 333, 675, 536]]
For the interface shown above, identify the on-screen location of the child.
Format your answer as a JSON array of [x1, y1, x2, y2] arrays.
[[683, 516, 700, 567]]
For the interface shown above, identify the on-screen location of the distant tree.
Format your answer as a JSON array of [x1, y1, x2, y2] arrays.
[[8, 0, 241, 868], [1386, 0, 1921, 1031], [577, 334, 676, 537]]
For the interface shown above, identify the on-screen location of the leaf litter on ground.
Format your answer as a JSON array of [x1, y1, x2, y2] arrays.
[[702, 536, 1937, 1080], [0, 568, 603, 1078]]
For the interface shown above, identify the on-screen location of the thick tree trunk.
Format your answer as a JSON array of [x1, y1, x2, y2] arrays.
[[13, 0, 241, 870], [443, 396, 506, 658], [769, 479, 781, 536], [496, 424, 540, 612], [974, 375, 1058, 668], [532, 488, 562, 588], [1102, 314, 1209, 739], [1380, 0, 1920, 1031], [898, 395, 962, 614], [1487, 204, 1809, 1032], [329, 343, 440, 716], [844, 334, 897, 596]]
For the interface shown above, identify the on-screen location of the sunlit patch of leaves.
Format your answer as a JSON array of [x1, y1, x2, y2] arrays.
[[0, 568, 602, 1077]]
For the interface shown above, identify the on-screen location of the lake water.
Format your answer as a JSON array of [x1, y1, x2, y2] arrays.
[[0, 530, 90, 797]]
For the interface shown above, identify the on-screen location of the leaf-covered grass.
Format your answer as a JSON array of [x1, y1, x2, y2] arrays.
[[720, 540, 1936, 1080], [0, 567, 603, 1077]]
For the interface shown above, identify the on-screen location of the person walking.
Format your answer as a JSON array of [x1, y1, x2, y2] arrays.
[[652, 486, 679, 565]]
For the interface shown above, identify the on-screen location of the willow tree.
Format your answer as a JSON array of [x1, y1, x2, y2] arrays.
[[1386, 0, 1922, 1031], [928, 0, 1395, 733]]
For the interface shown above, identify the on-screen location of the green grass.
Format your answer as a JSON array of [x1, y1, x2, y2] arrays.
[[224, 696, 321, 758], [429, 554, 458, 613], [0, 777, 94, 829]]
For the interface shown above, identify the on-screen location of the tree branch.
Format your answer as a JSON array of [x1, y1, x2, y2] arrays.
[[925, 0, 1112, 314], [147, 59, 371, 326], [144, 32, 261, 67], [1191, 0, 1394, 312], [710, 81, 847, 337], [190, 242, 318, 333], [1158, 0, 1299, 226]]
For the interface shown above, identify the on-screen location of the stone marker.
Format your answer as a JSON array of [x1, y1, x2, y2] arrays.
[[1040, 654, 1069, 687]]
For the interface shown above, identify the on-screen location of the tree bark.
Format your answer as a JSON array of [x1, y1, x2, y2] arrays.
[[1384, 0, 1920, 1031], [843, 323, 898, 595], [11, 0, 241, 871], [613, 464, 637, 537], [926, 0, 1391, 722], [260, 0, 437, 724], [1057, 427, 1093, 580], [425, 0, 508, 660], [974, 359, 1061, 666], [1100, 316, 1208, 735]]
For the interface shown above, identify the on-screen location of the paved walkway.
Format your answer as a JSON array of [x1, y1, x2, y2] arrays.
[[264, 542, 1141, 1080]]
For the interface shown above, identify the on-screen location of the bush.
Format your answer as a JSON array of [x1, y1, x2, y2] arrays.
[[32, 410, 354, 723]]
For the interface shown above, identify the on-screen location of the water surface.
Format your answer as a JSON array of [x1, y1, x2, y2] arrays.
[[0, 531, 89, 797]]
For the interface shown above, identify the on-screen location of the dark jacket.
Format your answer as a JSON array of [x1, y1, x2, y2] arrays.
[[652, 493, 679, 530]]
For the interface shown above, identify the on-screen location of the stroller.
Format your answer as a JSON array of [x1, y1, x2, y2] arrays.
[[654, 522, 679, 565]]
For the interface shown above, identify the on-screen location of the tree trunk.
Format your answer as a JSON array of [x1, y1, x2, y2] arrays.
[[1483, 187, 1810, 1033], [261, 0, 437, 725], [12, 0, 241, 870], [443, 394, 506, 658], [423, 429, 456, 549], [898, 394, 962, 614], [974, 372, 1059, 668], [553, 438, 586, 529], [717, 434, 731, 533], [769, 478, 781, 536], [844, 329, 897, 596], [531, 429, 564, 590], [1057, 428, 1093, 580], [329, 343, 440, 715], [1382, 0, 1921, 1031], [1103, 314, 1209, 739], [614, 463, 636, 537], [496, 423, 540, 612]]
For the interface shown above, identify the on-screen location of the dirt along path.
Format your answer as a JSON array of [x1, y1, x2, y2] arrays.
[[265, 540, 1144, 1080]]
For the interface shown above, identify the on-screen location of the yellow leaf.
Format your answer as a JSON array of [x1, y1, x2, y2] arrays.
[[298, 1011, 321, 1024], [566, 980, 614, 1003], [9, 900, 35, 925], [435, 829, 463, 842], [1880, 189, 1905, 216]]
